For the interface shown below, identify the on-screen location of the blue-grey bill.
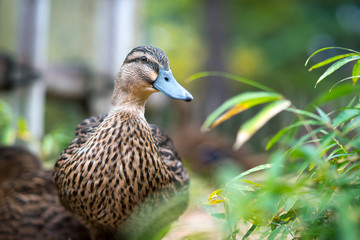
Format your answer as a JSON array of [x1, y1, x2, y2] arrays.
[[153, 68, 193, 102]]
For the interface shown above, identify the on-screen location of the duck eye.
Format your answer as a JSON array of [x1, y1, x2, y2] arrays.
[[140, 56, 147, 62]]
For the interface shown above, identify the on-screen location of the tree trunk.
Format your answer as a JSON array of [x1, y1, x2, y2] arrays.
[[203, 0, 230, 118]]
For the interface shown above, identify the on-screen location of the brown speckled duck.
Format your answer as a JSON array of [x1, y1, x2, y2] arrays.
[[0, 145, 90, 240], [0, 145, 41, 185], [53, 46, 193, 239]]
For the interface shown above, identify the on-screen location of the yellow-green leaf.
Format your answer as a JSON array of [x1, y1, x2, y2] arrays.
[[208, 189, 223, 201], [315, 55, 360, 87], [202, 92, 284, 131], [238, 179, 263, 188], [209, 96, 283, 129], [284, 195, 299, 212], [309, 163, 315, 171], [305, 46, 360, 66], [352, 60, 360, 85], [228, 164, 272, 183], [234, 100, 291, 149], [308, 53, 357, 71], [207, 199, 224, 205], [211, 213, 226, 219], [16, 117, 31, 140], [210, 103, 249, 128]]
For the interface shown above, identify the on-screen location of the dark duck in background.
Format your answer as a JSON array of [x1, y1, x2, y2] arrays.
[[54, 46, 193, 239], [0, 145, 90, 240]]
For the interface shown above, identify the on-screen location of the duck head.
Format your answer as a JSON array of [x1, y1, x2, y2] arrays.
[[110, 46, 193, 113]]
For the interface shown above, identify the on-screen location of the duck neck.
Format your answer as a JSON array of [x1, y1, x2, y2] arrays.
[[109, 96, 147, 119], [109, 93, 151, 121], [109, 72, 154, 119]]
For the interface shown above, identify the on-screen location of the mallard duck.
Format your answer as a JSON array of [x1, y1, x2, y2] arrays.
[[53, 46, 193, 239], [0, 145, 41, 185], [0, 145, 90, 240]]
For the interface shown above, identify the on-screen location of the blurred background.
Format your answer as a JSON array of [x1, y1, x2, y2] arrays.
[[2, 0, 360, 166], [0, 0, 360, 237]]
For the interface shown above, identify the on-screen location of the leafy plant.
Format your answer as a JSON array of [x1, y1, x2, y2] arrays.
[[0, 99, 72, 166], [0, 100, 31, 144], [194, 47, 360, 239]]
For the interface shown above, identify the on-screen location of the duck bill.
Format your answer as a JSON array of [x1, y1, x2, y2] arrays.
[[153, 68, 193, 102]]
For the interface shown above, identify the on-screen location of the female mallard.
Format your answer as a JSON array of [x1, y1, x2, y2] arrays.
[[53, 46, 193, 239], [0, 145, 41, 185], [0, 146, 90, 240]]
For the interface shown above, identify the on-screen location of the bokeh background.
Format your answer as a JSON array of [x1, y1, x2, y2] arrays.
[[1, 0, 360, 238]]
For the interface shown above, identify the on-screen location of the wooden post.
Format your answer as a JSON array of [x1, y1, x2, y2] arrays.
[[96, 0, 138, 76], [91, 0, 138, 114], [17, 0, 50, 144]]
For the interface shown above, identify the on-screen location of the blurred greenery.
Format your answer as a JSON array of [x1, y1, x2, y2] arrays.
[[1, 0, 360, 151], [0, 97, 75, 168], [203, 48, 360, 239]]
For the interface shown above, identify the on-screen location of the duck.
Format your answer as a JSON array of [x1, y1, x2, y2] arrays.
[[0, 145, 41, 185], [0, 145, 90, 240], [53, 46, 193, 239]]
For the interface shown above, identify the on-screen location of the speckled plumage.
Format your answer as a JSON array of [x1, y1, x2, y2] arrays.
[[0, 146, 90, 240], [0, 146, 41, 185], [53, 46, 191, 239]]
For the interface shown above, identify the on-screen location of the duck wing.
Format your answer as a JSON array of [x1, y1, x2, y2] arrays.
[[150, 125, 189, 186]]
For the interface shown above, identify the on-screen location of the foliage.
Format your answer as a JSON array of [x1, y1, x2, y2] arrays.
[[199, 47, 360, 239], [0, 100, 31, 144], [0, 99, 73, 167]]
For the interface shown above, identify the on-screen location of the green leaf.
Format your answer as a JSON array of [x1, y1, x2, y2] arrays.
[[238, 179, 263, 188], [266, 120, 321, 150], [284, 195, 299, 212], [234, 100, 291, 149], [285, 127, 325, 155], [305, 46, 360, 66], [187, 71, 274, 92], [211, 213, 226, 219], [343, 115, 360, 134], [0, 126, 14, 144], [329, 75, 360, 92], [326, 153, 356, 161], [242, 224, 257, 239], [352, 60, 360, 84], [315, 55, 360, 87], [202, 92, 284, 130], [286, 108, 322, 121], [309, 84, 360, 109], [151, 223, 172, 240], [229, 163, 272, 183], [208, 189, 223, 201], [268, 225, 285, 240], [333, 108, 360, 128], [237, 185, 256, 192], [308, 53, 358, 71], [226, 229, 240, 240], [316, 107, 331, 124]]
